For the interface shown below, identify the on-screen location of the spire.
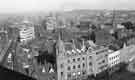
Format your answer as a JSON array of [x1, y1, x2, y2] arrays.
[[123, 42, 127, 48], [58, 30, 61, 41], [81, 39, 85, 51], [58, 29, 63, 41], [72, 39, 76, 49], [56, 30, 65, 56]]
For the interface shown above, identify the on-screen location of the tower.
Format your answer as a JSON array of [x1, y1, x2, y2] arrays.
[[56, 31, 66, 80], [56, 31, 65, 57]]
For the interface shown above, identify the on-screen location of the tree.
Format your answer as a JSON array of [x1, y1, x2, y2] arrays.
[[121, 21, 134, 30]]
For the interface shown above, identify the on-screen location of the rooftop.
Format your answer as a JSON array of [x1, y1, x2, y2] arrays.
[[64, 42, 74, 51]]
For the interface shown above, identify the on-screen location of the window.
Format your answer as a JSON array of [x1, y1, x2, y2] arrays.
[[89, 68, 93, 72], [89, 62, 92, 66], [73, 59, 75, 62], [61, 64, 64, 68], [67, 66, 71, 71], [89, 56, 92, 59], [61, 72, 63, 76], [112, 57, 114, 60], [83, 63, 85, 67], [78, 72, 81, 75], [73, 65, 76, 69], [82, 57, 85, 60], [78, 65, 80, 68], [82, 71, 86, 75], [112, 62, 114, 65], [67, 74, 71, 77], [109, 58, 111, 60], [67, 60, 70, 63], [77, 58, 80, 61], [102, 60, 105, 63]]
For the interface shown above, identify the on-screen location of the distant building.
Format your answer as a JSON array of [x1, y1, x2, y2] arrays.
[[17, 20, 35, 44], [0, 30, 8, 42], [95, 30, 114, 46], [117, 24, 125, 29], [46, 16, 57, 31], [120, 45, 135, 63], [0, 27, 8, 42], [77, 21, 91, 31]]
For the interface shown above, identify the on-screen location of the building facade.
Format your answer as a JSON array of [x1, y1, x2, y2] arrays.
[[107, 50, 120, 72], [56, 37, 110, 80], [46, 16, 57, 31], [108, 50, 120, 67], [88, 46, 108, 76], [18, 20, 35, 43]]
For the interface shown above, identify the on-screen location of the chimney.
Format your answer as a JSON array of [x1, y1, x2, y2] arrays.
[[123, 42, 127, 48], [72, 39, 76, 49], [82, 39, 85, 48], [82, 39, 85, 51]]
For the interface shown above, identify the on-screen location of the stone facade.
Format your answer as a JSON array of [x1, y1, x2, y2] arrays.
[[56, 37, 109, 80]]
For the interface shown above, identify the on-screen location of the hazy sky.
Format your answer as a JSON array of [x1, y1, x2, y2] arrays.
[[0, 0, 134, 13]]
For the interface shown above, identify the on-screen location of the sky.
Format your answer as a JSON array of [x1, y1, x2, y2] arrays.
[[0, 0, 134, 13]]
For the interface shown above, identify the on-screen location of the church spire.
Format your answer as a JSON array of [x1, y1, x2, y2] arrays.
[[56, 30, 65, 56]]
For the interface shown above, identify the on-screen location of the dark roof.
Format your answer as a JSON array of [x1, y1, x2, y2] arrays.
[[64, 43, 73, 51], [0, 65, 36, 80], [95, 30, 115, 46]]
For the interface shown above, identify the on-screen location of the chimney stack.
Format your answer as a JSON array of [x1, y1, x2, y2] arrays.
[[72, 39, 76, 49]]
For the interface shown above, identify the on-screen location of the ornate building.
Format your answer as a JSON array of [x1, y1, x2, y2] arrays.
[[56, 34, 110, 80]]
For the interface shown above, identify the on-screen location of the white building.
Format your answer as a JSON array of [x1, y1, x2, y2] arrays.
[[117, 24, 125, 29], [108, 50, 120, 72], [108, 50, 120, 67], [46, 16, 57, 31], [19, 20, 35, 43]]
